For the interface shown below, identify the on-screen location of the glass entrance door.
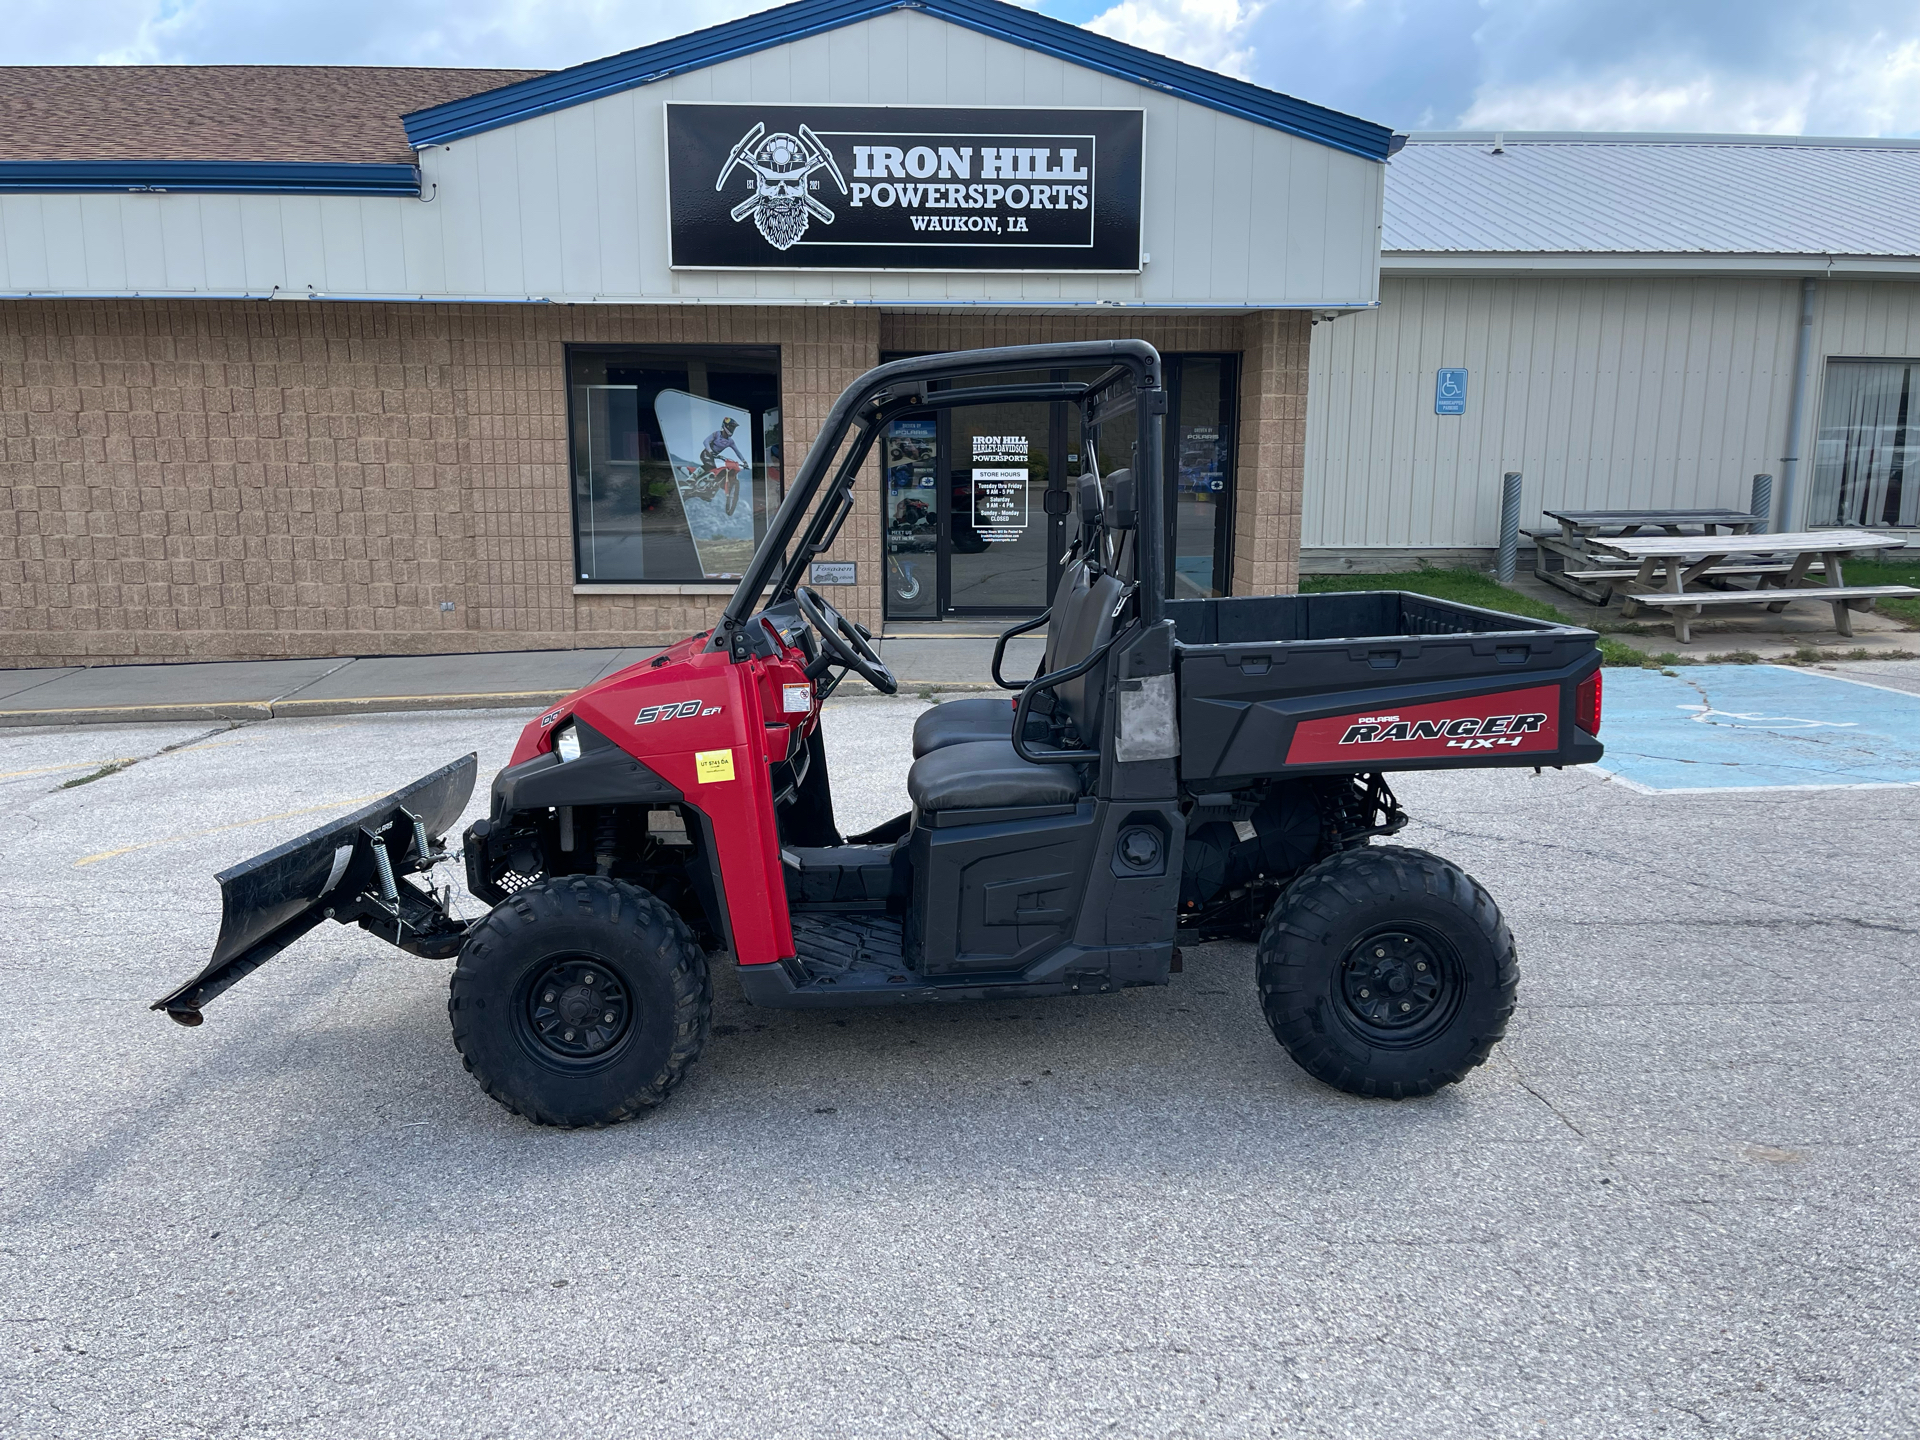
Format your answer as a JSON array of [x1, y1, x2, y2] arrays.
[[945, 382, 1056, 614], [882, 378, 1067, 620]]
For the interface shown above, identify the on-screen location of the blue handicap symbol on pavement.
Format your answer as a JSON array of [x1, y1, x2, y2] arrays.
[[1435, 367, 1468, 415], [1594, 665, 1920, 792]]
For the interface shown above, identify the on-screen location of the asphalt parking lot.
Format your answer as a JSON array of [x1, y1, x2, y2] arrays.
[[4, 683, 1918, 1439]]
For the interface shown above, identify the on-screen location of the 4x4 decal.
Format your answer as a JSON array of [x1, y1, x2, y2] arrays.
[[636, 699, 723, 725]]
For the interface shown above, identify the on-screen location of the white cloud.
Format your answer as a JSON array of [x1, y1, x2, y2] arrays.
[[24, 0, 766, 68], [1082, 0, 1266, 81], [1460, 74, 1815, 135], [1461, 30, 1920, 138]]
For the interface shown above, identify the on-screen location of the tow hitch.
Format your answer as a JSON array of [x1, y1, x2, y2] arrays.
[[153, 754, 478, 1026]]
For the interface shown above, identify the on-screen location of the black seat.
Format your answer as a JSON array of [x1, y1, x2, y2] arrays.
[[906, 739, 1082, 814], [910, 694, 1021, 756]]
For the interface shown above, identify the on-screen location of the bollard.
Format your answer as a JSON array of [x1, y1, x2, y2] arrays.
[[1496, 471, 1523, 583], [1749, 473, 1774, 534]]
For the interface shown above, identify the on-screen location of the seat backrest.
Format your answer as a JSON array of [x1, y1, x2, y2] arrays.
[[1035, 475, 1107, 675], [1046, 560, 1126, 745]]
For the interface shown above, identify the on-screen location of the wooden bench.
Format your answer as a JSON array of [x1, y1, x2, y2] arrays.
[[1562, 563, 1826, 601], [1563, 563, 1823, 582], [1622, 584, 1920, 642]]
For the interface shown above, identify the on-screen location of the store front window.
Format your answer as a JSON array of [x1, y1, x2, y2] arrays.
[[1169, 356, 1236, 599], [567, 347, 782, 583], [1812, 358, 1920, 528]]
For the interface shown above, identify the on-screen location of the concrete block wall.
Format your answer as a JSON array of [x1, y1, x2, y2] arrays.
[[0, 299, 1307, 665]]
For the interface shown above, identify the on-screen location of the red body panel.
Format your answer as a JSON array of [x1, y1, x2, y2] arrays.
[[1287, 684, 1561, 764], [507, 628, 814, 967]]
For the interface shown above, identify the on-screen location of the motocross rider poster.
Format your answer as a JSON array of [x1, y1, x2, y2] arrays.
[[652, 390, 756, 580], [665, 104, 1144, 271]]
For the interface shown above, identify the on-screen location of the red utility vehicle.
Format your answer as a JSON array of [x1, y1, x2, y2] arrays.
[[157, 342, 1603, 1126]]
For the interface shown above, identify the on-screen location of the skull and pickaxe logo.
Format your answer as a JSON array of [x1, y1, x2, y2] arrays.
[[716, 122, 848, 251]]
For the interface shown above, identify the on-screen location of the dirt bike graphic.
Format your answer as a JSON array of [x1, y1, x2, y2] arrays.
[[891, 557, 922, 601], [677, 453, 742, 515]]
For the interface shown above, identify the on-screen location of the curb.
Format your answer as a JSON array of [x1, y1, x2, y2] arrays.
[[0, 689, 572, 729], [0, 680, 1006, 728]]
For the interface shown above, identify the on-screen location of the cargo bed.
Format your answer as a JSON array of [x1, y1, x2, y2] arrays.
[[1170, 592, 1604, 784]]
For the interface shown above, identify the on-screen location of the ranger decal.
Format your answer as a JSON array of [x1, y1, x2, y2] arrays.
[[1286, 685, 1561, 764]]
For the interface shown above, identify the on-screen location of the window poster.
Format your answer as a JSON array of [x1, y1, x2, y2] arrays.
[[970, 433, 1030, 544], [1177, 424, 1226, 495], [885, 417, 938, 614], [653, 390, 757, 579]]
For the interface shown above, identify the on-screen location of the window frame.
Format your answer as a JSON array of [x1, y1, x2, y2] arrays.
[[562, 342, 783, 587]]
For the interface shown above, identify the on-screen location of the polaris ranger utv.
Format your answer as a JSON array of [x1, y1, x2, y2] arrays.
[[156, 341, 1603, 1126]]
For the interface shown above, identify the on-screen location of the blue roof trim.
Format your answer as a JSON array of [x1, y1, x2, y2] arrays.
[[402, 0, 1393, 161], [0, 161, 422, 197]]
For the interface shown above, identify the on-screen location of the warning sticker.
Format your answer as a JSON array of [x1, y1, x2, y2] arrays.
[[695, 748, 736, 784]]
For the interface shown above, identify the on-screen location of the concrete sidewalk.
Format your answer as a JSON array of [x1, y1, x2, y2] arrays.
[[0, 628, 1047, 727]]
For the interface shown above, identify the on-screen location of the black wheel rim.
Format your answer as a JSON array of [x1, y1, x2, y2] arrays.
[[516, 956, 635, 1065], [1335, 926, 1461, 1046]]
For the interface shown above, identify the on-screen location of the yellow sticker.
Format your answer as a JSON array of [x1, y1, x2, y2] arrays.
[[695, 748, 736, 784]]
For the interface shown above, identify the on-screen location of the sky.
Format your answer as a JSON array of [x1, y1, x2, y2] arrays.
[[10, 0, 1920, 137]]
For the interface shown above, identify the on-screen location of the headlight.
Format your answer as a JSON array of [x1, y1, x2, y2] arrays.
[[553, 722, 582, 763]]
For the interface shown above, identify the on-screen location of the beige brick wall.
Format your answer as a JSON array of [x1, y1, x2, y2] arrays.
[[0, 299, 1306, 666], [1234, 309, 1311, 597]]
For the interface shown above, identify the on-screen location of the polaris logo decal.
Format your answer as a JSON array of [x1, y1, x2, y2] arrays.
[[635, 700, 723, 725], [1286, 685, 1560, 765]]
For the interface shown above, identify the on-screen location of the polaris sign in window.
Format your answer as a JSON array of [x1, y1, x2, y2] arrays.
[[665, 104, 1144, 271]]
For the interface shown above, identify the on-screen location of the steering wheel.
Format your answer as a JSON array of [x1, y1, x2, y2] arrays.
[[795, 586, 898, 695]]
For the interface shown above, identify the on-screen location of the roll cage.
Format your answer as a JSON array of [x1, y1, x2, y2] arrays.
[[707, 340, 1168, 661]]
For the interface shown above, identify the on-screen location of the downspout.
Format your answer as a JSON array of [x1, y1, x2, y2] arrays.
[[1776, 277, 1819, 531]]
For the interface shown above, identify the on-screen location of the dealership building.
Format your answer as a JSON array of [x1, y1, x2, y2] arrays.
[[0, 0, 1391, 665], [8, 7, 1916, 669]]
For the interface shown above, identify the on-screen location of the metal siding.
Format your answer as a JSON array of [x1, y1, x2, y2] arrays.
[[2, 200, 46, 288], [319, 196, 369, 294], [0, 11, 1378, 306], [120, 197, 168, 291], [173, 199, 222, 291], [1301, 274, 1912, 548], [77, 196, 126, 292], [362, 198, 409, 294], [281, 197, 327, 295]]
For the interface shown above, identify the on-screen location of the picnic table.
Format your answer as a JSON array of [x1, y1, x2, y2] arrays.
[[1589, 529, 1917, 643], [1529, 508, 1764, 603]]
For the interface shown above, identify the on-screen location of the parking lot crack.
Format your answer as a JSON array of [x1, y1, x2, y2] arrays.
[[1500, 1051, 1594, 1148]]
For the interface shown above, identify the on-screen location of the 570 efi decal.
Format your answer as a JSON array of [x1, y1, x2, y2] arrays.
[[1287, 685, 1560, 764]]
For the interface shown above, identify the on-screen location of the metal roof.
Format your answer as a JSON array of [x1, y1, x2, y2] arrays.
[[401, 0, 1395, 161], [1385, 133, 1920, 258]]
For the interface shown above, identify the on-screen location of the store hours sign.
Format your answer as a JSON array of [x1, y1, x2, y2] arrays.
[[665, 104, 1144, 271]]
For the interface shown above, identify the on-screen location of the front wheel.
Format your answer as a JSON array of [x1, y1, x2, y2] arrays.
[[1256, 846, 1516, 1099], [449, 877, 711, 1127]]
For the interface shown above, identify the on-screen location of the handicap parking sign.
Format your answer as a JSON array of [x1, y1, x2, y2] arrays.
[[1435, 367, 1468, 415]]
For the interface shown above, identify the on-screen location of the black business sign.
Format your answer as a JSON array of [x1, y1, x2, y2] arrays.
[[665, 103, 1143, 272]]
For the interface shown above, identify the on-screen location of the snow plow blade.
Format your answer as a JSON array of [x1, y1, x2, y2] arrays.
[[152, 753, 479, 1026]]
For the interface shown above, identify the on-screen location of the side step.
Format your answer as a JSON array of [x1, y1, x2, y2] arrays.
[[737, 913, 1173, 1009], [790, 913, 914, 991]]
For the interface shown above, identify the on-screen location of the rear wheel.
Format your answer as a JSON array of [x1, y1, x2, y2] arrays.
[[449, 877, 710, 1127], [1256, 846, 1516, 1099]]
